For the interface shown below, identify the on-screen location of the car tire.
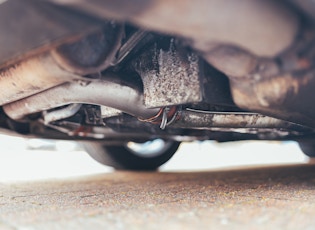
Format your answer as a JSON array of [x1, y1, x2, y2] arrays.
[[298, 140, 315, 157], [82, 139, 180, 170]]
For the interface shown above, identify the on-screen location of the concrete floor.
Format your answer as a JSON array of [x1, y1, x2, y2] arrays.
[[0, 137, 315, 229], [1, 164, 315, 229]]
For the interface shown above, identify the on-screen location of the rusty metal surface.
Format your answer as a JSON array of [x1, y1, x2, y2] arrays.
[[0, 0, 104, 69], [230, 71, 315, 127], [171, 109, 310, 132], [0, 54, 81, 106], [202, 26, 315, 128], [134, 40, 202, 108], [45, 0, 299, 57], [3, 78, 160, 121]]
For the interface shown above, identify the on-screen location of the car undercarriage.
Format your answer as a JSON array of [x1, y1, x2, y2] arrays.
[[1, 0, 315, 169]]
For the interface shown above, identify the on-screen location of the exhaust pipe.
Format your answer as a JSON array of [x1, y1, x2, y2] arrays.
[[3, 78, 160, 121], [0, 53, 81, 106], [0, 23, 123, 106]]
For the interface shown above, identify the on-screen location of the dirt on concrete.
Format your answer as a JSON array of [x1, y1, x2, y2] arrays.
[[1, 163, 315, 230]]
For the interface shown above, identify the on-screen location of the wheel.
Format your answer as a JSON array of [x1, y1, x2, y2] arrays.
[[298, 140, 315, 157], [82, 139, 180, 170]]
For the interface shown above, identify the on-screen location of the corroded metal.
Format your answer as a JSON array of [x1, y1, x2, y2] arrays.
[[134, 40, 202, 108], [0, 53, 81, 106], [204, 27, 315, 128], [229, 71, 315, 128], [171, 109, 310, 132], [3, 78, 160, 120], [0, 20, 123, 106]]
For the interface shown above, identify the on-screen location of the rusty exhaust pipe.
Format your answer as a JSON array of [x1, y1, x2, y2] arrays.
[[3, 78, 160, 121], [0, 54, 81, 106]]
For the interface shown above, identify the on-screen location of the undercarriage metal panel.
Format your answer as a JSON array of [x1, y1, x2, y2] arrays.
[[226, 28, 315, 128], [44, 0, 299, 57], [0, 0, 103, 69], [230, 70, 315, 128]]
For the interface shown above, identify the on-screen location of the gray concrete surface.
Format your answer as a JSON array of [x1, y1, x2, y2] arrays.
[[1, 163, 315, 230]]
